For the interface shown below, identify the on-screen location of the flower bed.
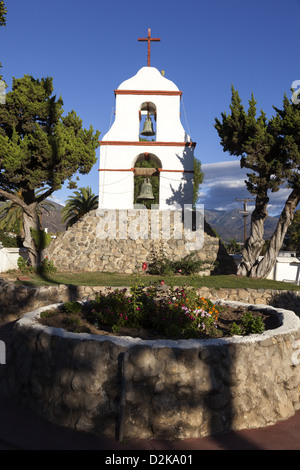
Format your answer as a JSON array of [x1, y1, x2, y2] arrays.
[[4, 298, 300, 440], [39, 282, 279, 340]]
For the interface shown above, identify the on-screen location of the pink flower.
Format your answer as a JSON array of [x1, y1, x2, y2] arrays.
[[160, 280, 165, 286]]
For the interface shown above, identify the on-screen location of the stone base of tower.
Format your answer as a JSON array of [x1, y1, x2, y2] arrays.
[[44, 210, 236, 275]]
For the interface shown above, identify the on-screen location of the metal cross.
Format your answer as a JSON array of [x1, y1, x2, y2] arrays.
[[138, 28, 160, 67]]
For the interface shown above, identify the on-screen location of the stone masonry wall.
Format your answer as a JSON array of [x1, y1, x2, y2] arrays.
[[2, 301, 300, 440], [44, 210, 236, 275]]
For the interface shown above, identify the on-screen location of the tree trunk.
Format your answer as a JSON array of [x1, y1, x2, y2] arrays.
[[22, 203, 41, 267], [0, 188, 43, 266], [248, 188, 300, 278], [237, 193, 269, 276]]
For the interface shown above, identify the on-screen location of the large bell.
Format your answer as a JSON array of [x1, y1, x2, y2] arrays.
[[140, 116, 155, 136], [137, 178, 155, 200]]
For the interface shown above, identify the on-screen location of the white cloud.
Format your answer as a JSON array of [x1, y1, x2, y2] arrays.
[[200, 161, 297, 216], [48, 195, 66, 207]]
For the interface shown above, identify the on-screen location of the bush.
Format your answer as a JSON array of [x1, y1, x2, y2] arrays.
[[62, 301, 82, 315], [230, 322, 243, 336], [17, 255, 57, 274], [0, 230, 22, 248], [230, 311, 265, 336], [82, 283, 221, 339], [30, 228, 52, 250], [17, 256, 35, 274], [242, 311, 265, 335], [148, 254, 208, 275], [40, 256, 57, 274]]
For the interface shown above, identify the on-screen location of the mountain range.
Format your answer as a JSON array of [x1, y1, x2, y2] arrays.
[[40, 201, 66, 234], [41, 203, 279, 245], [204, 208, 279, 243]]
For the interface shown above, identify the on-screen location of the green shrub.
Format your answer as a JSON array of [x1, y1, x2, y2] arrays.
[[242, 311, 265, 335], [40, 310, 57, 319], [81, 283, 222, 339], [0, 230, 22, 248], [30, 228, 52, 250], [40, 257, 57, 274], [230, 312, 265, 336], [148, 254, 208, 275], [230, 322, 243, 336], [17, 255, 57, 274], [17, 256, 35, 273], [63, 301, 82, 315]]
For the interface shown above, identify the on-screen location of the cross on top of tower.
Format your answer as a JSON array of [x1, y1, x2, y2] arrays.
[[138, 28, 160, 67]]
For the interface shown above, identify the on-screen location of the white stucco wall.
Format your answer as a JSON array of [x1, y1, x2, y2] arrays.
[[99, 67, 195, 210], [266, 257, 300, 283], [0, 247, 28, 273], [99, 144, 194, 210]]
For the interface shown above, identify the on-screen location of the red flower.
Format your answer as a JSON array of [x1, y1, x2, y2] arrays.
[[142, 262, 147, 271], [160, 280, 165, 286]]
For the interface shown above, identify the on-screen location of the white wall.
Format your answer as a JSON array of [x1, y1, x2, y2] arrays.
[[99, 66, 195, 210], [99, 144, 194, 210], [0, 247, 28, 273], [266, 257, 300, 283]]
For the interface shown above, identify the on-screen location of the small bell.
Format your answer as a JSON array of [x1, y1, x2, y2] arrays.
[[140, 116, 155, 136], [137, 178, 155, 200]]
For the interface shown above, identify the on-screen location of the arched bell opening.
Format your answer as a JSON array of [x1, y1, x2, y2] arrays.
[[133, 153, 161, 209], [139, 102, 157, 142]]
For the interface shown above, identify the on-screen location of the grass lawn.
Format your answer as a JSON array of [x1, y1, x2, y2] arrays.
[[11, 271, 300, 291]]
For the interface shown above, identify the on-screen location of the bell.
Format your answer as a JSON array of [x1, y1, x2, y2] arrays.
[[137, 178, 155, 200], [140, 116, 155, 136]]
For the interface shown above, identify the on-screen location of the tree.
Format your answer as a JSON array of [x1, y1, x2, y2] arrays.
[[0, 1, 7, 73], [193, 157, 204, 208], [226, 238, 241, 254], [284, 210, 300, 255], [61, 186, 99, 229], [215, 86, 300, 278], [0, 75, 100, 265], [0, 1, 6, 26], [0, 189, 55, 238]]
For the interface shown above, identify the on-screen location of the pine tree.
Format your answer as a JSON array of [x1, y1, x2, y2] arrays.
[[0, 75, 100, 265], [0, 1, 6, 26], [215, 86, 300, 278]]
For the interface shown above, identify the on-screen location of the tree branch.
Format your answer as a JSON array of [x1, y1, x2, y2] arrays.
[[35, 187, 54, 204], [0, 188, 28, 210]]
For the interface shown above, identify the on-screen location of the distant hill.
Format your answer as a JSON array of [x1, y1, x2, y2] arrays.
[[205, 208, 279, 243], [40, 201, 66, 234], [29, 203, 281, 242]]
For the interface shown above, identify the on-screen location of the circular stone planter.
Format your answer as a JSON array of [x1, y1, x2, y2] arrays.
[[3, 300, 300, 440]]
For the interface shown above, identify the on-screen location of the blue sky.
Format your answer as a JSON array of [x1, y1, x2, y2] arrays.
[[1, 0, 300, 215]]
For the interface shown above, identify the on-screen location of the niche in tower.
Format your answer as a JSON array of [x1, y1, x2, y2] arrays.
[[139, 102, 156, 141], [133, 153, 161, 209]]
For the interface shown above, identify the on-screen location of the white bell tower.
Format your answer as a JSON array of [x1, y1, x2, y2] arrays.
[[99, 29, 196, 210]]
